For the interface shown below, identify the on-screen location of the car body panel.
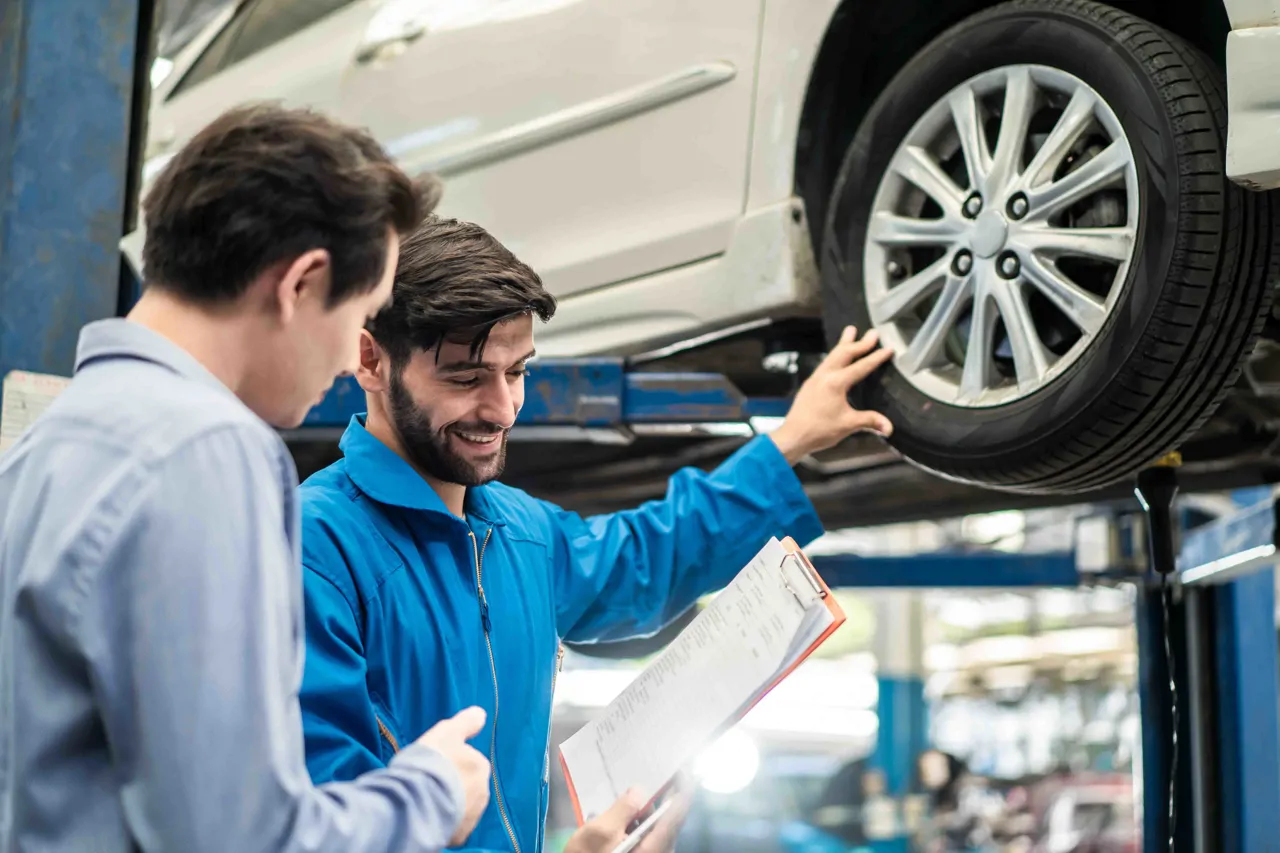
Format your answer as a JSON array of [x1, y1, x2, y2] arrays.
[[1223, 0, 1280, 189], [339, 0, 763, 303], [122, 0, 1277, 359], [122, 0, 835, 355], [148, 2, 376, 163], [746, 0, 842, 210]]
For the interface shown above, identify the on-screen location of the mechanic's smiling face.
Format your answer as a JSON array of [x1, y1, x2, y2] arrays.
[[388, 314, 535, 487]]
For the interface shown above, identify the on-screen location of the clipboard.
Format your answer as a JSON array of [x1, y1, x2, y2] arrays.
[[745, 536, 845, 714], [558, 535, 845, 827]]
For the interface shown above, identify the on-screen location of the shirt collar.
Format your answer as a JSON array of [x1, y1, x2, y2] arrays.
[[338, 415, 504, 525], [74, 318, 236, 399]]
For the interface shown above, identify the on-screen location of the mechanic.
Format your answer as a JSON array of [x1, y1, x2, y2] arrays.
[[0, 105, 491, 853], [296, 215, 895, 853]]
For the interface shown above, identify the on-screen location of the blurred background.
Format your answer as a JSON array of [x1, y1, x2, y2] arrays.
[[14, 1, 1280, 850], [543, 507, 1147, 853]]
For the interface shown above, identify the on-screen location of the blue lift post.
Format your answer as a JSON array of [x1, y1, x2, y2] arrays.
[[0, 0, 150, 381], [1166, 488, 1280, 852]]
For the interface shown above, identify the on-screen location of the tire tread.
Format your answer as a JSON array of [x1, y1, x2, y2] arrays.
[[822, 0, 1280, 493]]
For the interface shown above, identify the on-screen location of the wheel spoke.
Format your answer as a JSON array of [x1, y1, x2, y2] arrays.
[[868, 211, 967, 247], [1025, 140, 1130, 219], [1017, 86, 1097, 191], [992, 280, 1051, 388], [987, 67, 1037, 192], [870, 256, 951, 325], [869, 65, 1133, 407], [959, 273, 998, 400], [1021, 253, 1109, 336], [1016, 225, 1133, 262], [892, 145, 966, 218], [899, 273, 973, 373], [948, 84, 990, 191]]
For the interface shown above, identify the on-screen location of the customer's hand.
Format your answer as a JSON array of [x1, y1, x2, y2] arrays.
[[769, 325, 894, 464], [565, 783, 693, 853], [416, 707, 491, 847], [564, 790, 644, 853], [634, 787, 693, 853]]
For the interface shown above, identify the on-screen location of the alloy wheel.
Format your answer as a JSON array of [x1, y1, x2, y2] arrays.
[[863, 65, 1139, 407]]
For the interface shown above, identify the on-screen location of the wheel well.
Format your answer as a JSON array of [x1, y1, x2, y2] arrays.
[[794, 0, 1231, 253]]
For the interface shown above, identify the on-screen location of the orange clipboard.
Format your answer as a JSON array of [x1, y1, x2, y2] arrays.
[[558, 535, 845, 827]]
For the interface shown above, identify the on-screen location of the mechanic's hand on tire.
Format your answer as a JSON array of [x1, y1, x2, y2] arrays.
[[416, 706, 491, 846], [770, 325, 894, 463]]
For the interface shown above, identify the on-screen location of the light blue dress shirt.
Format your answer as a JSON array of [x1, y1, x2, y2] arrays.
[[0, 319, 464, 853]]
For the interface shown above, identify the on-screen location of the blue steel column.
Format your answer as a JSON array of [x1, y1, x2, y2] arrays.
[[1212, 570, 1280, 852], [0, 0, 144, 379], [870, 591, 927, 852]]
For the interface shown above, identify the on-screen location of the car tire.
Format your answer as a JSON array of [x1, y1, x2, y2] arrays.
[[819, 0, 1280, 494]]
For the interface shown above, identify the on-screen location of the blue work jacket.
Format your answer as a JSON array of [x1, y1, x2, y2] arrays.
[[297, 416, 825, 852]]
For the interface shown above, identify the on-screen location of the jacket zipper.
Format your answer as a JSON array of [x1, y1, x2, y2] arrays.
[[375, 715, 400, 753], [471, 527, 521, 853], [544, 645, 565, 780], [540, 644, 565, 853]]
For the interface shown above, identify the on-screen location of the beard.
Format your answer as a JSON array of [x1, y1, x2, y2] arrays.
[[388, 370, 508, 487]]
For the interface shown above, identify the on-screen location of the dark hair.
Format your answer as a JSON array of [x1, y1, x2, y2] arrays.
[[141, 102, 434, 307], [368, 217, 557, 367]]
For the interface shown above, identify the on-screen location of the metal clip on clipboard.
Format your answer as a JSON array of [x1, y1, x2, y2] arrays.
[[779, 551, 828, 608]]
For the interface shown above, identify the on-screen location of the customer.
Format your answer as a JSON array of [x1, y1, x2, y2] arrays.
[[296, 216, 894, 852], [0, 105, 489, 853]]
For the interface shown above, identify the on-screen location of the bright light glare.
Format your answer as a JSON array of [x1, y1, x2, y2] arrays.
[[960, 510, 1025, 551], [552, 669, 639, 708], [150, 58, 174, 88], [692, 727, 759, 795], [749, 416, 785, 435]]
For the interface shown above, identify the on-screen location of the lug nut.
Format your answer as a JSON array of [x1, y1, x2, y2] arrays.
[[886, 260, 906, 278], [1007, 193, 1029, 220], [952, 250, 974, 276], [998, 251, 1021, 279], [963, 193, 984, 218]]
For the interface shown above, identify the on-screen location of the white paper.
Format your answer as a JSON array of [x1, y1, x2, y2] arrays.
[[559, 537, 836, 820], [0, 371, 70, 454]]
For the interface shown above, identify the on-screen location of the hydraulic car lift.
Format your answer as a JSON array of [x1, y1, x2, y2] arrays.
[[3, 0, 1280, 851]]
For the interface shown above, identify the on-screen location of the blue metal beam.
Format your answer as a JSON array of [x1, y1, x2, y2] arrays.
[[303, 361, 792, 428], [1178, 495, 1277, 585], [0, 0, 143, 379], [621, 372, 790, 422], [811, 551, 1079, 588]]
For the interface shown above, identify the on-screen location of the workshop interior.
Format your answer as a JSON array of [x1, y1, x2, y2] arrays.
[[7, 0, 1280, 850]]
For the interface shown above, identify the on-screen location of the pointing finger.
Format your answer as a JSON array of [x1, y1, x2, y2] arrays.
[[440, 706, 487, 740]]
